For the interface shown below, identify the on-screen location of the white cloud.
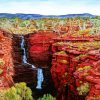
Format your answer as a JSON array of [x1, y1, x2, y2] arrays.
[[0, 0, 100, 15]]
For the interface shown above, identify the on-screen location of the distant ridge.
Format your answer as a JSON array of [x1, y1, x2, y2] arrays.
[[0, 13, 95, 19]]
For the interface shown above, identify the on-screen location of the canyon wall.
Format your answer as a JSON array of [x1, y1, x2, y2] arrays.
[[0, 29, 14, 89]]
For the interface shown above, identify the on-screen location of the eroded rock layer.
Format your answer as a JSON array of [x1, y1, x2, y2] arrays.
[[0, 29, 14, 89]]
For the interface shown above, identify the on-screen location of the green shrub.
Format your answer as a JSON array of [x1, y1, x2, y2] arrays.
[[0, 82, 34, 100], [0, 69, 3, 74], [38, 94, 56, 100], [0, 59, 5, 66]]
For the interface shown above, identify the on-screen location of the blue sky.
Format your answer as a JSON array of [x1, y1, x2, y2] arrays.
[[0, 0, 100, 15]]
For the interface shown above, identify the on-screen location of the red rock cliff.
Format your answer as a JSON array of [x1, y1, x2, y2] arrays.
[[0, 29, 14, 89]]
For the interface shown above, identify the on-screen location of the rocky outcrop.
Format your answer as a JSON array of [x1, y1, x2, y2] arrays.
[[25, 31, 57, 68], [0, 29, 14, 89]]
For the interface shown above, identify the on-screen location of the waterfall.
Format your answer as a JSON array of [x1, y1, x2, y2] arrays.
[[21, 36, 27, 64], [36, 68, 44, 89], [20, 36, 35, 68], [20, 35, 44, 89]]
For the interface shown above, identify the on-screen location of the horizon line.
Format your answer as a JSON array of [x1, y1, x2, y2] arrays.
[[0, 13, 99, 16]]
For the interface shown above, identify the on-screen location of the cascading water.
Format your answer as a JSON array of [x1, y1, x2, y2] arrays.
[[20, 35, 44, 89], [36, 68, 44, 89], [21, 36, 27, 64]]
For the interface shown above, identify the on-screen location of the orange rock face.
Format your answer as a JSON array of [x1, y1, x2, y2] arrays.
[[0, 30, 14, 89]]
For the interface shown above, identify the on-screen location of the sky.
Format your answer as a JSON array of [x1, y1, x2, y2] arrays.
[[0, 0, 100, 15]]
